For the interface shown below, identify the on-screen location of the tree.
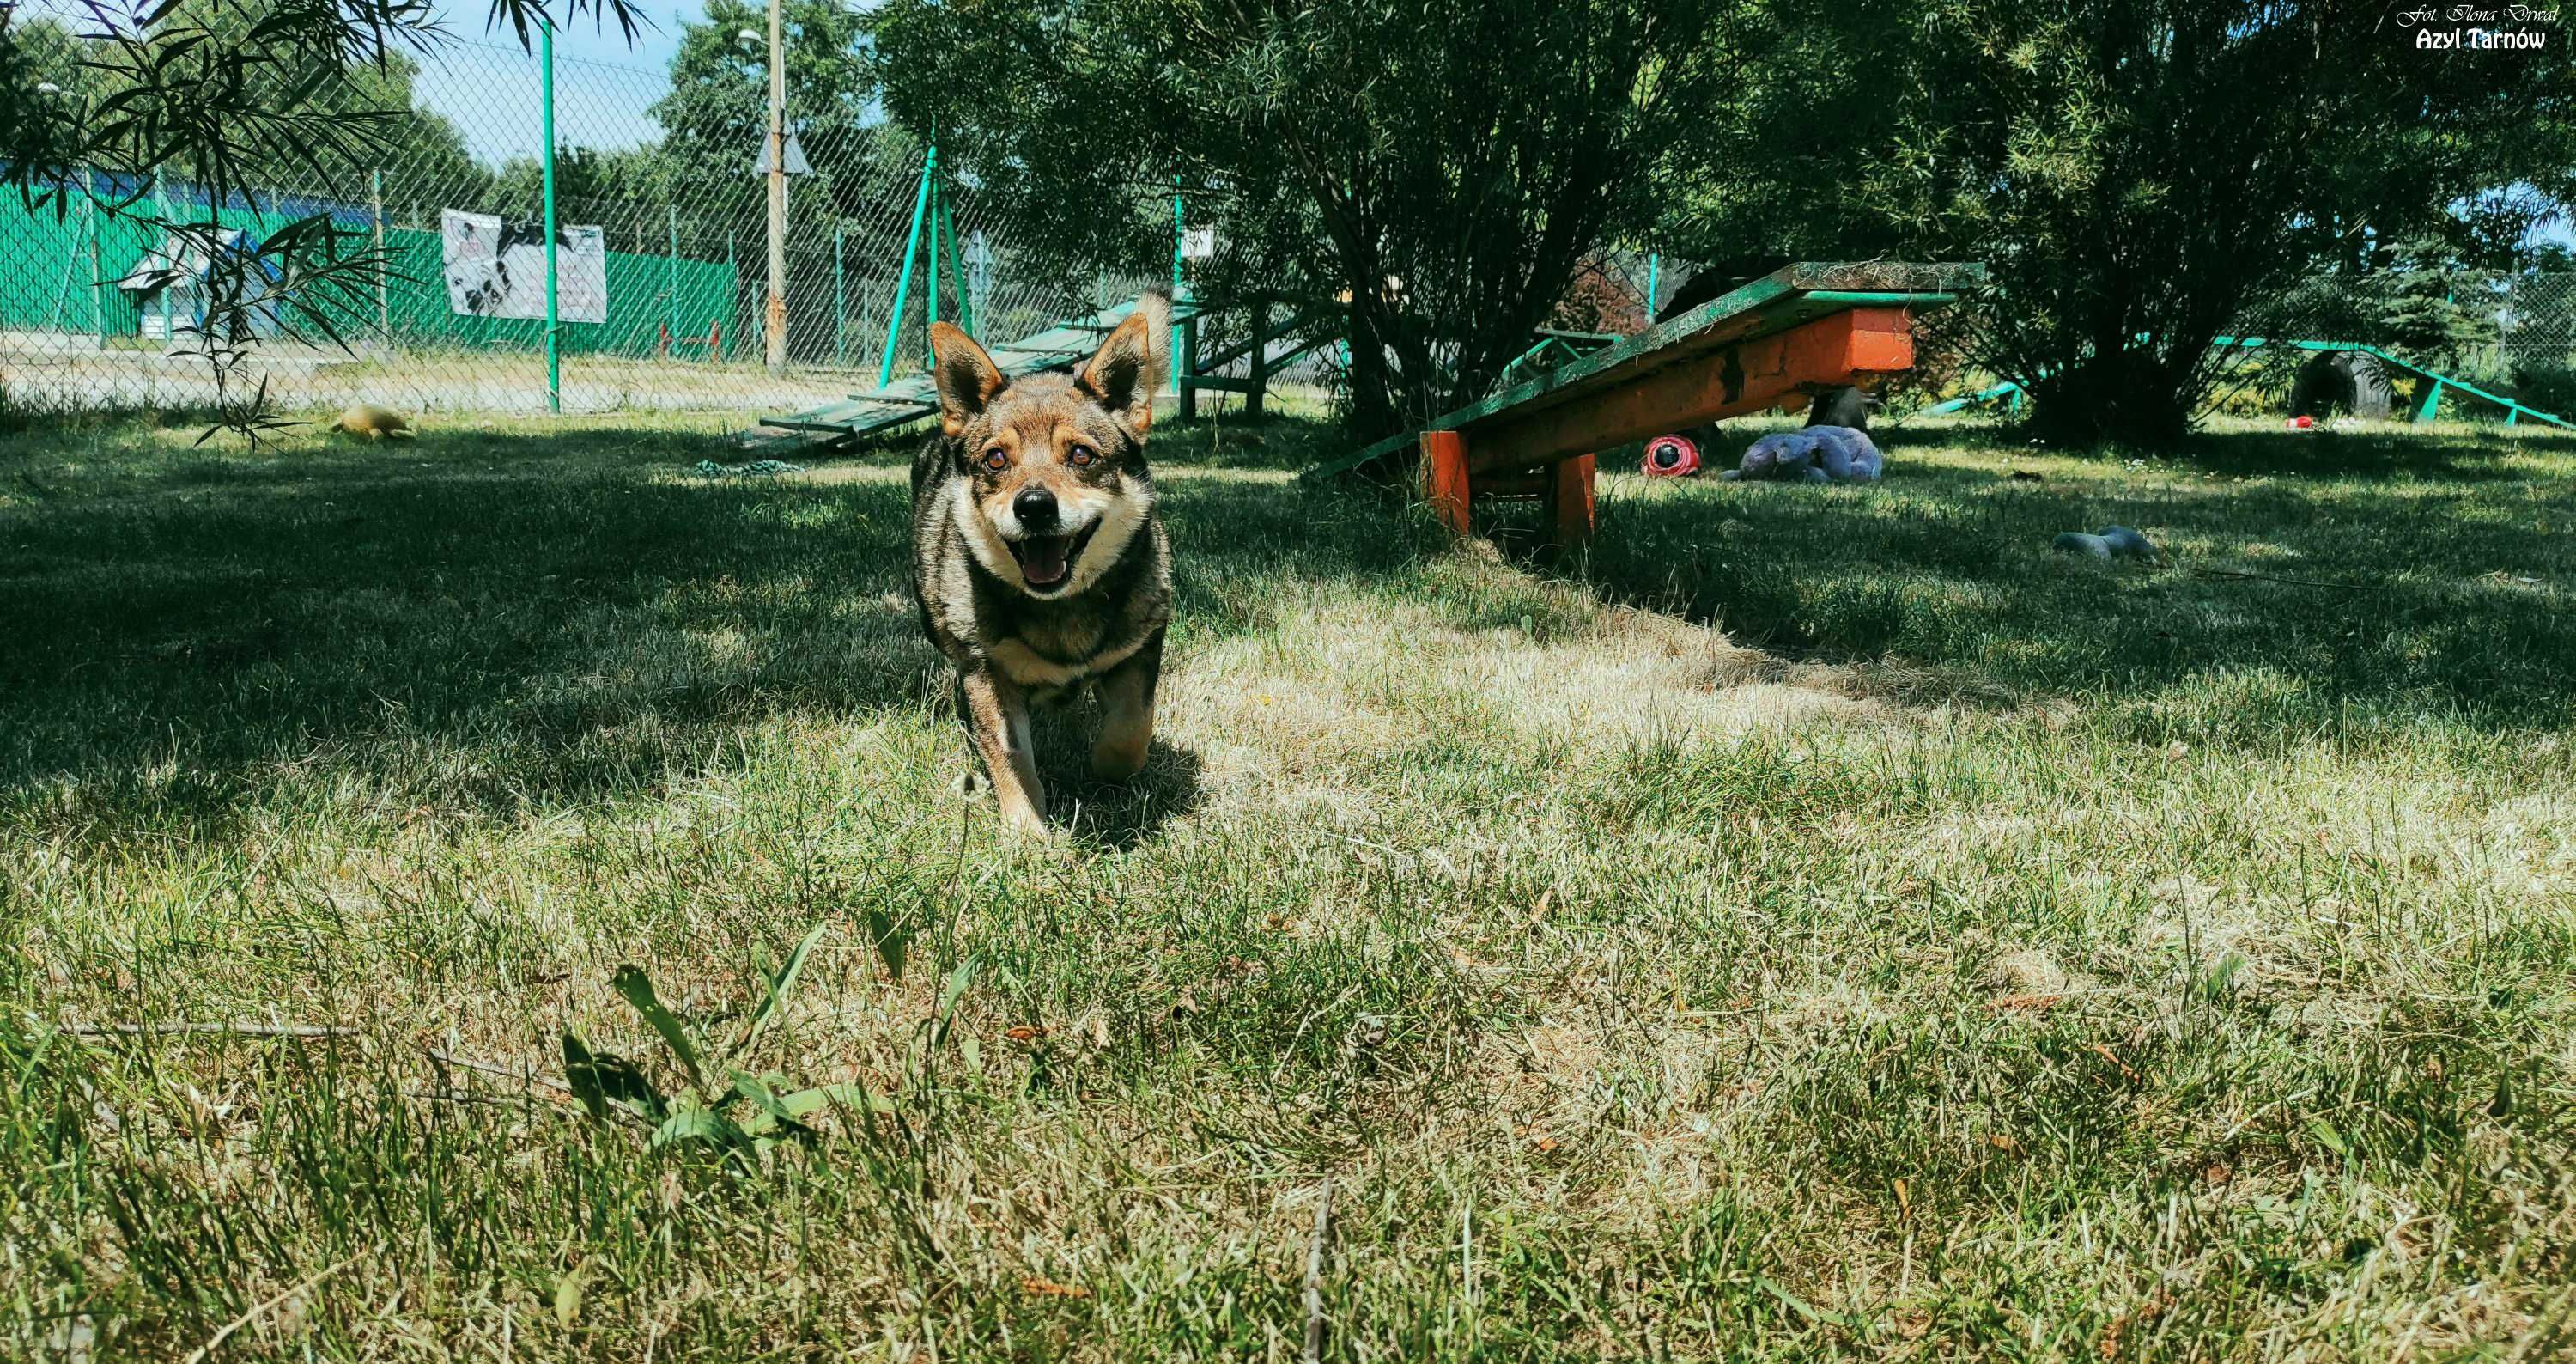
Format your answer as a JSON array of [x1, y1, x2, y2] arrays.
[[2, 11, 118, 194], [872, 0, 1757, 437], [2267, 235, 2494, 368], [1771, 0, 2576, 444], [653, 0, 896, 233], [486, 143, 667, 247]]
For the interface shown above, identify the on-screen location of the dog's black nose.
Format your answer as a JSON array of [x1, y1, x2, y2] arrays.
[[1012, 486, 1058, 531]]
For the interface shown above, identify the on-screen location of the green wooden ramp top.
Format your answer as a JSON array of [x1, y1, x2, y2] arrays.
[[1302, 261, 1984, 484]]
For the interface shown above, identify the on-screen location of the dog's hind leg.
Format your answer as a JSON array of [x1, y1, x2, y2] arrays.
[[1090, 628, 1163, 783], [959, 667, 1048, 834]]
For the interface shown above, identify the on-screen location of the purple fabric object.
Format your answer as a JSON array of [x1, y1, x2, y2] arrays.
[[1732, 426, 1883, 483], [1806, 425, 1882, 481]]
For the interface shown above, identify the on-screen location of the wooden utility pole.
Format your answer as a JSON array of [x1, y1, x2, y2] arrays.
[[763, 0, 787, 371]]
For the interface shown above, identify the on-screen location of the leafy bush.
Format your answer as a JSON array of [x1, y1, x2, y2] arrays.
[[2509, 358, 2576, 419]]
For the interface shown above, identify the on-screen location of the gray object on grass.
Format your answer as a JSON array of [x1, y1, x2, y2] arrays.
[[2055, 524, 2159, 561]]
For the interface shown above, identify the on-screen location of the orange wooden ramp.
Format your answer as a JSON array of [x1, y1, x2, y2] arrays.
[[1303, 261, 1983, 551]]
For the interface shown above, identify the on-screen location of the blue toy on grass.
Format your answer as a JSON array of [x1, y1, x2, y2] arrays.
[[1722, 425, 1884, 484]]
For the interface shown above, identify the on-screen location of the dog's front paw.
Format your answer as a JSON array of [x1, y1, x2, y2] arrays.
[[1090, 735, 1149, 783], [1000, 807, 1058, 841]]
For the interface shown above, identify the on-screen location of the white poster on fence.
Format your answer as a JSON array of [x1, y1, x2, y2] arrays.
[[440, 210, 606, 324]]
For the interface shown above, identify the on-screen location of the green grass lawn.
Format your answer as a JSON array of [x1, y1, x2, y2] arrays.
[[3, 407, 2572, 1361]]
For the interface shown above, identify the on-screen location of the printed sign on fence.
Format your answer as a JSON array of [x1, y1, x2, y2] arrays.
[[440, 210, 606, 324]]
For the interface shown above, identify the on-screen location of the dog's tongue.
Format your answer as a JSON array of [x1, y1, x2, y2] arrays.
[[1019, 535, 1072, 586]]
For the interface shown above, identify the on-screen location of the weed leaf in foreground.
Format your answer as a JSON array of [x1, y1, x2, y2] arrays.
[[611, 965, 706, 1091], [747, 923, 830, 1049], [562, 1032, 667, 1124]]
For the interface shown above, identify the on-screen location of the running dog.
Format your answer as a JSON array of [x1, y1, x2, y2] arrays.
[[910, 293, 1173, 835]]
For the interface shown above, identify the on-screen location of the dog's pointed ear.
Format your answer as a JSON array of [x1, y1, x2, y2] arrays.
[[930, 321, 1007, 435], [1078, 293, 1170, 436]]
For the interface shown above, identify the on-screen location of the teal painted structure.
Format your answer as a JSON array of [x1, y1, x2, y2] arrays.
[[1922, 338, 2573, 430]]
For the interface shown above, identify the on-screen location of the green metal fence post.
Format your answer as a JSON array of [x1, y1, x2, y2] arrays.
[[154, 179, 173, 344], [1645, 252, 1659, 321], [927, 169, 941, 331], [726, 230, 737, 360], [833, 224, 847, 366], [541, 17, 561, 412], [1170, 176, 1184, 399], [84, 168, 104, 349], [875, 144, 936, 388], [667, 205, 679, 354], [371, 168, 390, 342]]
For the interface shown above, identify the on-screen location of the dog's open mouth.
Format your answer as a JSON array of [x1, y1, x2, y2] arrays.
[[1006, 521, 1099, 592]]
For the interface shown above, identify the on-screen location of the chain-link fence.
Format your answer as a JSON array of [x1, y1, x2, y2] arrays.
[[3, 16, 1718, 435], [0, 34, 1194, 424], [2498, 274, 2576, 366]]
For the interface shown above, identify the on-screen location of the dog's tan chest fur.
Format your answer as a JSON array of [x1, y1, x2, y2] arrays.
[[987, 629, 1149, 691]]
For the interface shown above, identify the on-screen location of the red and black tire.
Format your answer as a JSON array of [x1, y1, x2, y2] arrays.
[[1642, 433, 1700, 477]]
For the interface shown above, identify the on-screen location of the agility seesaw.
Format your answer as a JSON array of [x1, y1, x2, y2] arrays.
[[1302, 261, 1984, 548]]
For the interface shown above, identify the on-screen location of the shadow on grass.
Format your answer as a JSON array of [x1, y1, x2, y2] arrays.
[[0, 415, 1429, 837], [4, 412, 2562, 835], [1571, 423, 2574, 734]]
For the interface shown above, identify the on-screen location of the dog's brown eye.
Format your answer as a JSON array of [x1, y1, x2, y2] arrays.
[[981, 448, 1008, 472], [1067, 445, 1097, 467]]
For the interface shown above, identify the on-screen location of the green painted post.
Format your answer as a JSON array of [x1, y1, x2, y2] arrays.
[[1170, 176, 1184, 399], [541, 18, 561, 411], [155, 179, 174, 344], [939, 193, 972, 339], [370, 168, 389, 341], [666, 206, 678, 353], [927, 173, 941, 330], [875, 144, 936, 388], [2415, 379, 2443, 423], [1645, 252, 1659, 322], [726, 230, 737, 360], [833, 224, 847, 366], [84, 168, 104, 348]]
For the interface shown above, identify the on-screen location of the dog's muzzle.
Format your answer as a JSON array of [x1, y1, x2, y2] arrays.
[[1005, 520, 1100, 593]]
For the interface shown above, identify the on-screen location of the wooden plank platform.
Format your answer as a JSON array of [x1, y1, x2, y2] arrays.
[[751, 291, 1208, 443]]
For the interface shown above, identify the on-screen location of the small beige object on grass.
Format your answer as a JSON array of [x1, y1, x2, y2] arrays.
[[332, 403, 414, 440]]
